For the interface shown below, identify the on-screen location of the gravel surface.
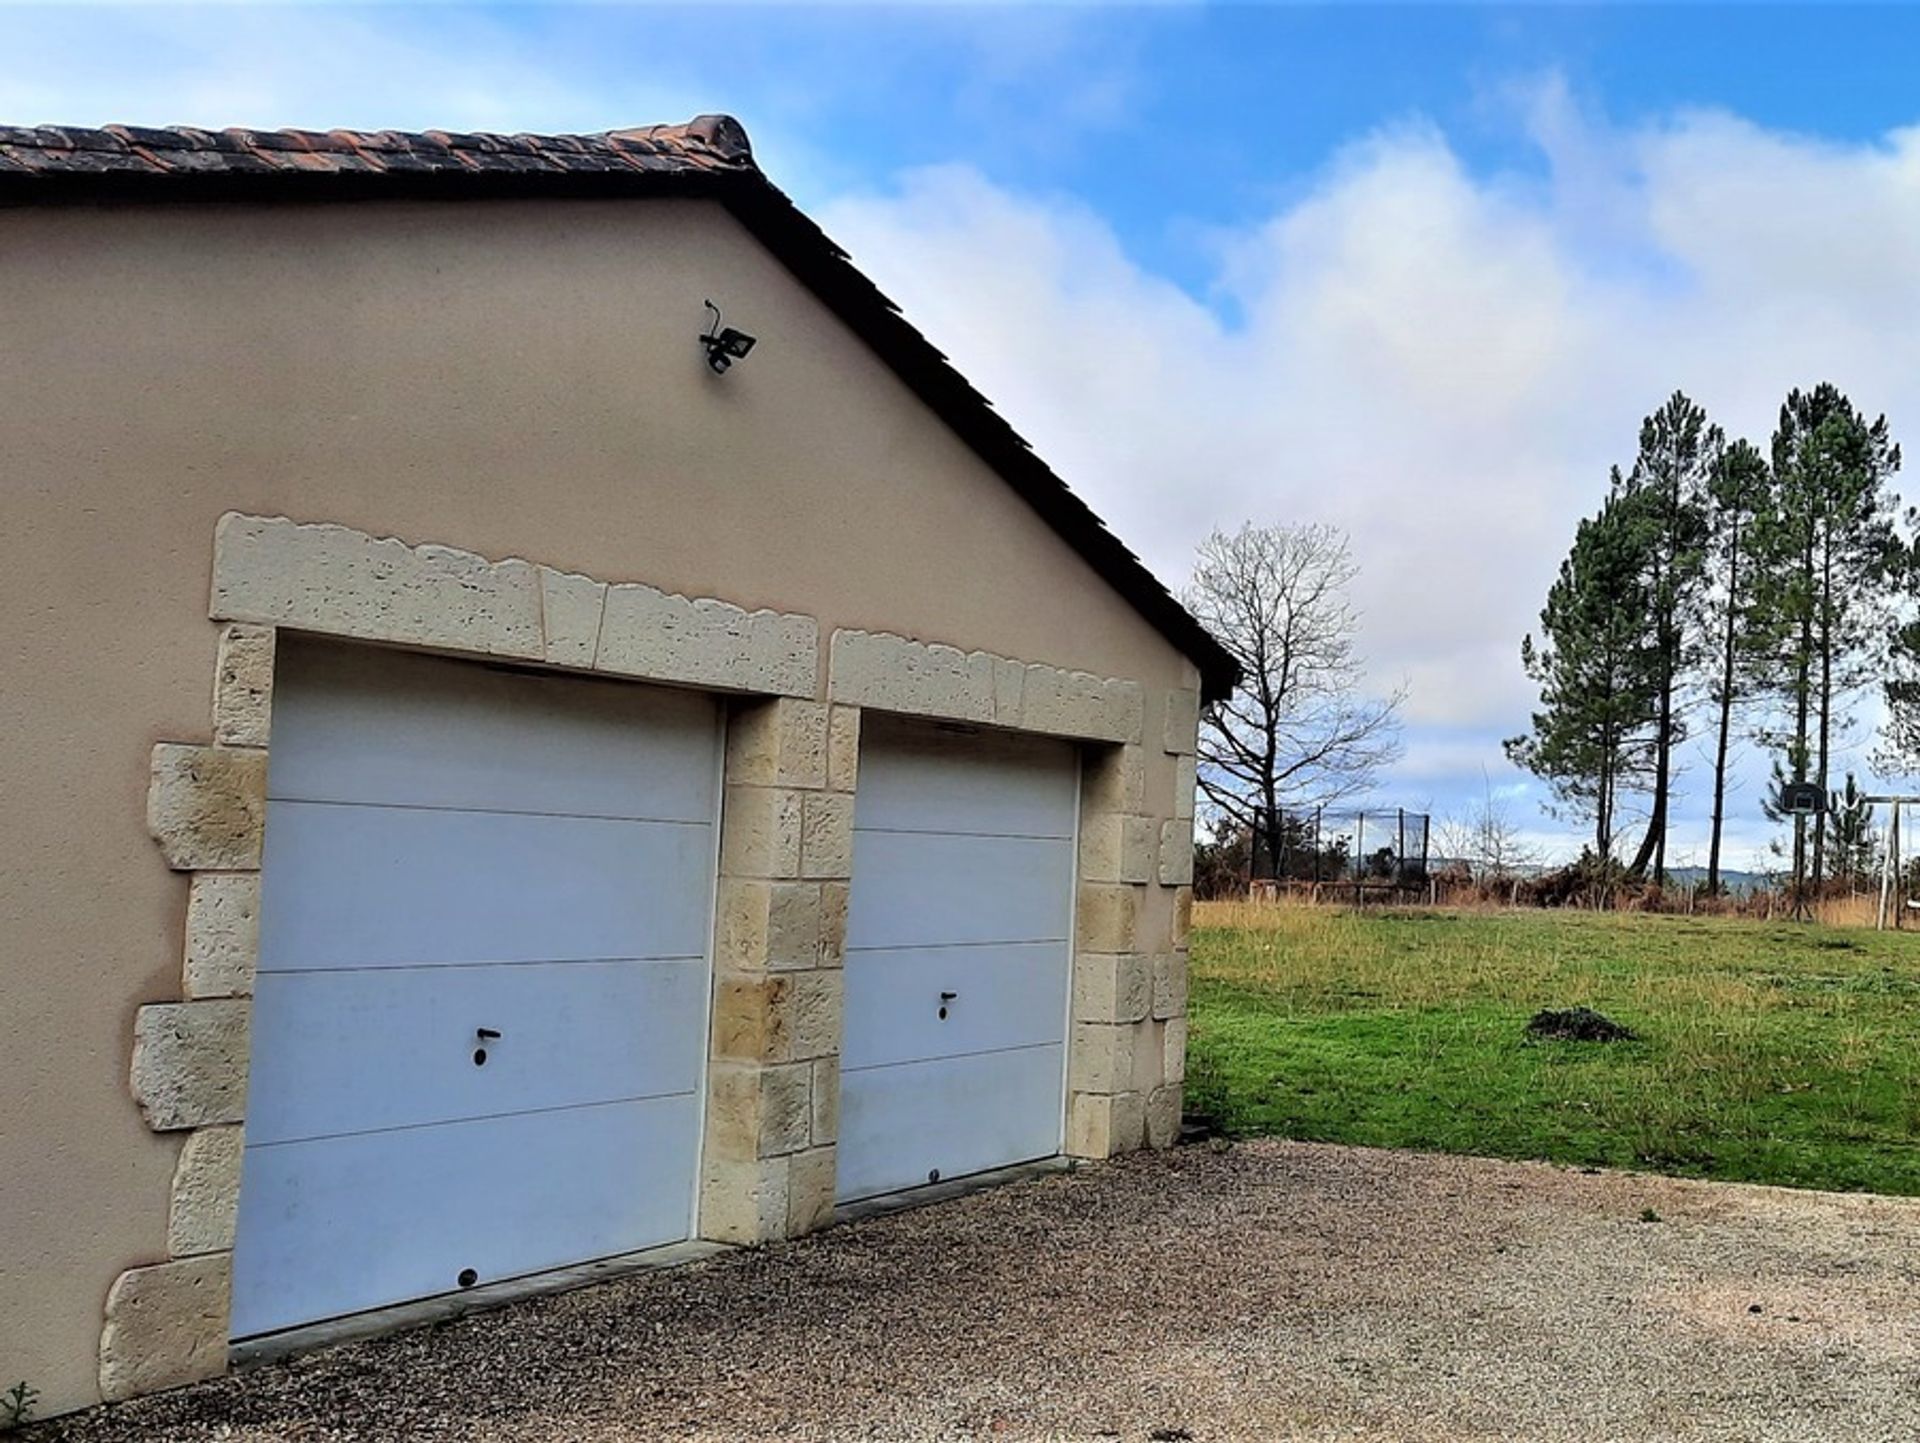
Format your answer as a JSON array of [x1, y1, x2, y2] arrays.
[[34, 1140, 1920, 1442]]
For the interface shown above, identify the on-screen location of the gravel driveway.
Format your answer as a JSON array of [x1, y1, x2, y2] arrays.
[[35, 1140, 1920, 1442]]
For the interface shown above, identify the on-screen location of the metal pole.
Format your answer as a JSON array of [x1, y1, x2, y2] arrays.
[[1397, 808, 1406, 893], [1878, 801, 1895, 931], [1354, 810, 1365, 908]]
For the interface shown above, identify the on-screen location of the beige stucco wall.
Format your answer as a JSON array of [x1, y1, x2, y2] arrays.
[[0, 196, 1194, 1417]]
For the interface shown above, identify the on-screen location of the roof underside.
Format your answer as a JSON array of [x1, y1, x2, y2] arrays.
[[0, 115, 1238, 701]]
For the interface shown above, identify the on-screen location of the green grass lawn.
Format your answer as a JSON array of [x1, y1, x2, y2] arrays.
[[1186, 901, 1920, 1195]]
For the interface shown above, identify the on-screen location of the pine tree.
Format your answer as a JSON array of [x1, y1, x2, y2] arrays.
[[1611, 392, 1714, 884], [1752, 385, 1903, 890], [1699, 438, 1773, 893], [1506, 491, 1660, 861]]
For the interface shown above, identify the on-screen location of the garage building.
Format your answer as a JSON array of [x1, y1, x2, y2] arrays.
[[0, 116, 1235, 1420]]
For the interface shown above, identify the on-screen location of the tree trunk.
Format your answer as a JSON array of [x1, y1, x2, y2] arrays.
[[1707, 522, 1740, 893]]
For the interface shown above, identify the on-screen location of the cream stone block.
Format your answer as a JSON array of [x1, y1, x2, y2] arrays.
[[699, 1154, 789, 1246], [210, 624, 274, 749], [719, 786, 803, 880], [1174, 754, 1197, 821], [1145, 1084, 1183, 1151], [1164, 688, 1201, 756], [810, 1057, 840, 1145], [1163, 1016, 1190, 1084], [1134, 1018, 1169, 1092], [711, 975, 791, 1064], [1065, 1089, 1145, 1159], [826, 706, 861, 793], [1069, 1021, 1136, 1094], [818, 882, 850, 968], [183, 872, 260, 999], [131, 1001, 249, 1132], [1072, 953, 1151, 1025], [1172, 888, 1194, 949], [597, 583, 817, 697], [1159, 818, 1196, 886], [727, 698, 830, 790], [800, 792, 854, 880], [716, 879, 826, 972], [709, 1061, 814, 1161], [167, 1125, 244, 1257], [828, 629, 996, 723], [1075, 883, 1140, 955], [1078, 814, 1155, 886], [786, 1145, 838, 1237], [1022, 664, 1143, 745], [789, 970, 845, 1061], [211, 514, 544, 659], [148, 744, 267, 871], [538, 566, 608, 668], [1152, 953, 1189, 1021], [1082, 745, 1145, 816], [991, 657, 1026, 728], [98, 1253, 232, 1402]]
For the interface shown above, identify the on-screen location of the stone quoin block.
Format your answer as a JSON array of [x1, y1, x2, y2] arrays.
[[210, 624, 274, 748], [728, 698, 830, 791], [715, 879, 827, 972], [595, 585, 818, 697], [1159, 818, 1196, 886], [818, 882, 850, 967], [826, 706, 861, 792], [1066, 1090, 1146, 1159], [1078, 813, 1156, 886], [699, 1154, 790, 1246], [1174, 754, 1197, 821], [707, 1062, 815, 1161], [130, 1001, 250, 1131], [1082, 745, 1146, 815], [710, 975, 792, 1064], [97, 1253, 232, 1402], [800, 791, 854, 879], [1163, 1016, 1190, 1084], [1145, 1085, 1183, 1150], [1021, 664, 1143, 745], [1164, 688, 1201, 756], [810, 1057, 840, 1145], [1152, 953, 1190, 1021], [166, 1125, 244, 1257], [718, 787, 804, 880], [1073, 952, 1152, 1025], [1076, 883, 1141, 955], [788, 970, 845, 1061], [182, 872, 261, 999], [785, 1146, 838, 1236], [147, 744, 267, 871], [1068, 1022, 1138, 1094]]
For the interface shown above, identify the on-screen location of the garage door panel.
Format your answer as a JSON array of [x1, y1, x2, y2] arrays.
[[268, 641, 718, 821], [841, 943, 1069, 1071], [846, 831, 1074, 950], [245, 960, 706, 1145], [837, 1047, 1065, 1201], [258, 802, 714, 969], [230, 1095, 698, 1338], [853, 730, 1077, 837]]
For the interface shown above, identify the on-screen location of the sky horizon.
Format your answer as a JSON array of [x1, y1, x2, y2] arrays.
[[10, 4, 1920, 872]]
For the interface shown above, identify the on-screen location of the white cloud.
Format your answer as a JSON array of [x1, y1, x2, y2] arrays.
[[815, 89, 1920, 868]]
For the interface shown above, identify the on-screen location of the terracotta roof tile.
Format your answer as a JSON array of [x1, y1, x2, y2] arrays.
[[0, 115, 757, 182]]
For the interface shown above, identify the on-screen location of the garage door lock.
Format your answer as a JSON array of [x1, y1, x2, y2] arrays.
[[938, 991, 957, 1020], [474, 1026, 502, 1066]]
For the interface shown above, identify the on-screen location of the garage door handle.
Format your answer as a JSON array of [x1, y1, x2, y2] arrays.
[[939, 992, 958, 1002], [476, 1027, 502, 1040]]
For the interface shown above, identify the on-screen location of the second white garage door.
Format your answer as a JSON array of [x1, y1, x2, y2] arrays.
[[230, 640, 720, 1338], [837, 722, 1078, 1202]]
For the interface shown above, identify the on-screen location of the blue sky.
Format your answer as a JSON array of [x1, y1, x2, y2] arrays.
[[10, 4, 1920, 871]]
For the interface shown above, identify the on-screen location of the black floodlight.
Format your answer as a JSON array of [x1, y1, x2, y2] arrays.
[[700, 299, 758, 375]]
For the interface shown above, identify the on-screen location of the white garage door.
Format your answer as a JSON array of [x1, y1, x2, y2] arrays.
[[837, 723, 1078, 1202], [230, 640, 719, 1338]]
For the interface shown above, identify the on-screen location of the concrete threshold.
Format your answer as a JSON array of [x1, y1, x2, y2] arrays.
[[231, 1238, 733, 1369], [832, 1155, 1074, 1227]]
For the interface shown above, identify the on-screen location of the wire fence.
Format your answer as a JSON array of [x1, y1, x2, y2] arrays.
[[1250, 806, 1431, 891]]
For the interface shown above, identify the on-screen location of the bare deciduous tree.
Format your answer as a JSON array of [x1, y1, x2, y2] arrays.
[[1435, 772, 1540, 882], [1184, 522, 1405, 863]]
